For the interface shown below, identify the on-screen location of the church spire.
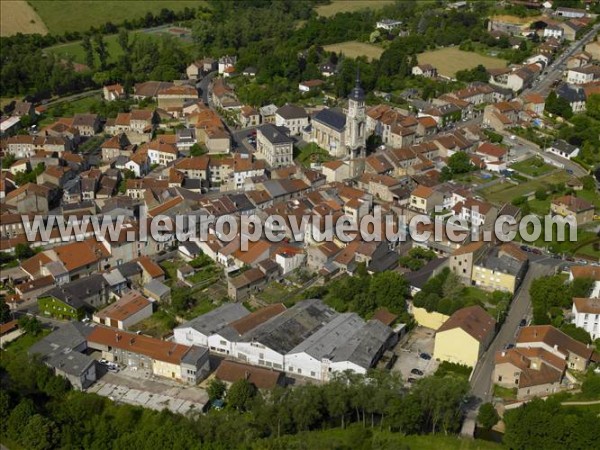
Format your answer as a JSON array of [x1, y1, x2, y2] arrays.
[[349, 67, 365, 102]]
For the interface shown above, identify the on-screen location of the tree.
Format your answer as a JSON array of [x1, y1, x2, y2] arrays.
[[447, 151, 473, 174], [227, 379, 257, 411], [94, 34, 109, 70], [546, 91, 573, 119], [6, 398, 36, 442], [534, 188, 548, 200], [560, 323, 592, 344], [81, 34, 94, 69], [478, 402, 500, 430], [118, 29, 130, 53], [21, 414, 58, 450], [189, 143, 208, 157], [207, 379, 226, 402], [0, 300, 11, 323], [18, 316, 42, 336], [15, 243, 35, 259]]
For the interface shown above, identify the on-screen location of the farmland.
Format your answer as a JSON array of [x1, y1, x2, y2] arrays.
[[1, 0, 48, 36], [28, 0, 203, 34], [316, 0, 395, 17], [417, 47, 507, 78], [323, 41, 384, 61]]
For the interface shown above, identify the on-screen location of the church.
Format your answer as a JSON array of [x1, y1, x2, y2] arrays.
[[310, 72, 367, 159]]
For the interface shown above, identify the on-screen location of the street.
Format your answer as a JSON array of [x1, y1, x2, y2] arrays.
[[523, 23, 600, 97], [469, 258, 559, 403]]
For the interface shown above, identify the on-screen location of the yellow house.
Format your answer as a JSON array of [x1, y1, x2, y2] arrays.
[[434, 305, 496, 367]]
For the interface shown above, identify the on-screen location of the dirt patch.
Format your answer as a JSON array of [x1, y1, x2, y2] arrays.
[[323, 41, 384, 61], [1, 0, 48, 36]]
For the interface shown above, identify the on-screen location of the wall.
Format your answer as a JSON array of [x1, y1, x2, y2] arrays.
[[434, 328, 480, 367], [412, 306, 450, 330], [153, 359, 182, 381], [472, 265, 516, 293]]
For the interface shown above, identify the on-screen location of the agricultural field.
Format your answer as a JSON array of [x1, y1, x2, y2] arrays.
[[1, 0, 48, 36], [417, 47, 507, 78], [28, 0, 203, 34], [323, 40, 384, 61], [316, 0, 395, 17]]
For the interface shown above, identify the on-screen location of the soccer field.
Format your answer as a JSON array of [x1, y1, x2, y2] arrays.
[[417, 47, 507, 78]]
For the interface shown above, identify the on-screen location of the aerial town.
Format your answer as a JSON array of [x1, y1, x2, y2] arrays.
[[0, 1, 599, 449]]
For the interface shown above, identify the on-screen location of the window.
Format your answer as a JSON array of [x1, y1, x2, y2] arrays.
[[311, 371, 316, 377], [297, 368, 302, 374], [498, 375, 503, 382]]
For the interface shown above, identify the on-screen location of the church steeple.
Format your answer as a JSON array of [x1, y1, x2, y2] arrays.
[[349, 68, 365, 102]]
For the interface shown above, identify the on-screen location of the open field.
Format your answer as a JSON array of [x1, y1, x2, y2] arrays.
[[480, 172, 570, 205], [417, 47, 507, 78], [316, 0, 395, 17], [28, 1, 203, 34], [1, 0, 48, 36], [46, 29, 193, 65], [323, 40, 384, 61]]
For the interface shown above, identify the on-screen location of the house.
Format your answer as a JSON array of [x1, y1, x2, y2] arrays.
[[103, 83, 125, 101], [299, 79, 325, 92], [29, 322, 97, 390], [546, 140, 580, 160], [88, 326, 210, 384], [72, 113, 101, 136], [134, 81, 174, 100], [493, 347, 565, 399], [11, 101, 35, 118], [92, 290, 153, 330], [143, 279, 171, 302], [157, 85, 199, 111], [433, 305, 496, 367], [556, 83, 587, 113], [570, 265, 600, 297], [255, 124, 294, 168], [543, 24, 564, 40], [215, 360, 284, 389], [449, 241, 488, 284], [476, 142, 507, 163], [471, 243, 528, 294], [376, 19, 402, 31], [566, 65, 600, 85], [555, 7, 587, 18], [238, 105, 260, 128], [174, 303, 250, 348], [409, 185, 444, 214], [453, 198, 498, 229], [275, 104, 309, 136], [516, 325, 595, 371], [521, 92, 545, 115], [320, 62, 337, 77], [218, 55, 237, 75], [572, 298, 600, 340], [147, 139, 179, 166], [259, 104, 278, 124], [550, 195, 594, 225], [412, 64, 438, 78], [227, 267, 268, 301]]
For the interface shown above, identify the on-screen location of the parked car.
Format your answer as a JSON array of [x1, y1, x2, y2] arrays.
[[504, 343, 515, 350], [519, 319, 527, 327], [99, 358, 109, 366], [419, 353, 431, 360], [407, 377, 417, 384], [411, 368, 424, 376]]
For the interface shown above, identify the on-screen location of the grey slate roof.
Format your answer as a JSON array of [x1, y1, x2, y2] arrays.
[[276, 104, 308, 120], [181, 345, 209, 366], [332, 319, 394, 368], [176, 303, 249, 336], [551, 139, 579, 154], [144, 279, 170, 298], [44, 274, 108, 309], [312, 108, 346, 132], [29, 322, 94, 358], [47, 350, 95, 377], [258, 124, 293, 145], [242, 299, 338, 354]]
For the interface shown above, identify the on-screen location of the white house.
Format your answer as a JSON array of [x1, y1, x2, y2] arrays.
[[218, 55, 237, 75], [566, 65, 600, 85], [546, 140, 580, 160], [275, 104, 309, 136], [376, 19, 402, 31], [572, 298, 600, 340], [543, 25, 564, 40], [147, 140, 178, 166]]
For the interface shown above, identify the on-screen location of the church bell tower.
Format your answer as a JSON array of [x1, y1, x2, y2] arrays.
[[346, 69, 366, 158]]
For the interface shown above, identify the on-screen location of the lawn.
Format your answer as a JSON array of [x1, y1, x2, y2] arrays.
[[1, 0, 47, 36], [323, 41, 384, 61], [295, 143, 333, 167], [480, 172, 571, 205], [493, 384, 517, 401], [509, 157, 555, 178], [316, 0, 395, 17], [29, 1, 204, 34], [3, 329, 50, 355], [255, 281, 294, 304], [417, 47, 507, 78]]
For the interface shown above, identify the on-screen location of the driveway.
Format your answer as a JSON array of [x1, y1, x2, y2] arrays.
[[391, 327, 438, 384]]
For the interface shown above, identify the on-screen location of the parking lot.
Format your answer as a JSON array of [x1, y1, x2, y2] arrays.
[[392, 327, 439, 384], [87, 366, 208, 415]]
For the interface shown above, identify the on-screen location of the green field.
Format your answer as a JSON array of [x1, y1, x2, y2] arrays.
[[323, 40, 384, 61], [46, 30, 193, 66], [417, 47, 507, 78], [480, 172, 571, 205], [29, 0, 204, 34], [316, 0, 395, 17], [509, 157, 555, 177]]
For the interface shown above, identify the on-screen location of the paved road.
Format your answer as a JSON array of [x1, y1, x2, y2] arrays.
[[469, 259, 559, 402], [523, 23, 600, 97], [197, 70, 217, 104]]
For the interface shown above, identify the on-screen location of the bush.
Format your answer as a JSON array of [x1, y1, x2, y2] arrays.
[[477, 402, 500, 430]]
